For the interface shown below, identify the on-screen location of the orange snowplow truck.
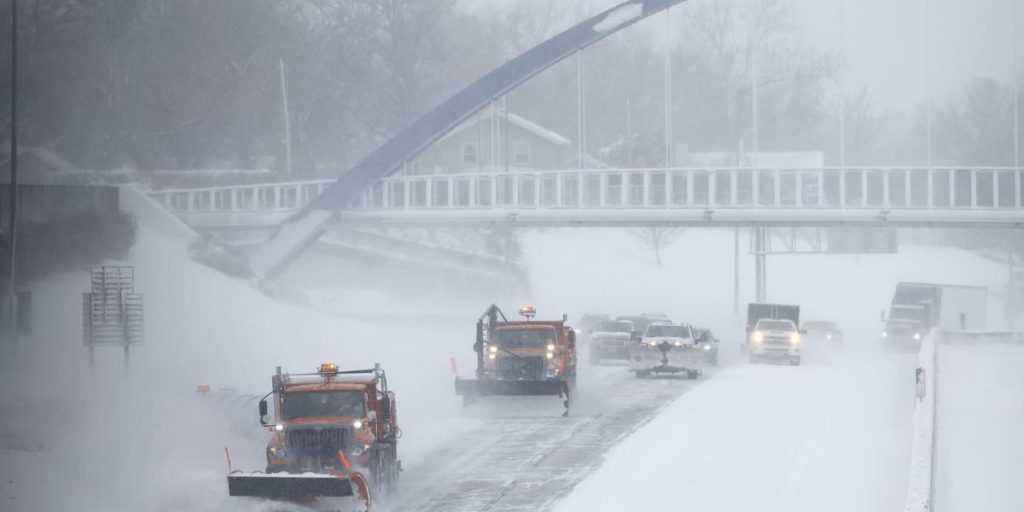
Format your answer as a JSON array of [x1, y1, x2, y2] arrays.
[[227, 363, 399, 512], [455, 304, 578, 416]]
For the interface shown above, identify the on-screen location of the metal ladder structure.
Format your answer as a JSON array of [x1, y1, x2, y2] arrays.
[[83, 266, 144, 368]]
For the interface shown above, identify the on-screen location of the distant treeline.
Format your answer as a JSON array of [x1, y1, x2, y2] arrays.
[[0, 0, 1020, 177]]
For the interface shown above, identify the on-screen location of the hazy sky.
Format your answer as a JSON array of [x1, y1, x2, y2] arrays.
[[793, 0, 1020, 108], [466, 0, 1022, 110]]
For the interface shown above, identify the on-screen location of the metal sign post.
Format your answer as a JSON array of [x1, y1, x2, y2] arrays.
[[83, 266, 144, 370]]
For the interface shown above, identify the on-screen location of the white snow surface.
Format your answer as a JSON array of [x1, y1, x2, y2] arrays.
[[935, 340, 1024, 511], [553, 344, 916, 512], [0, 209, 1014, 512]]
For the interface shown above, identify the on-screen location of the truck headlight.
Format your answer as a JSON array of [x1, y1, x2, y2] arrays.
[[274, 424, 285, 432], [547, 344, 555, 351], [546, 351, 554, 359], [752, 331, 764, 343], [914, 332, 921, 340], [703, 344, 711, 351], [882, 331, 888, 338], [489, 345, 497, 354], [353, 419, 363, 429], [790, 333, 800, 345]]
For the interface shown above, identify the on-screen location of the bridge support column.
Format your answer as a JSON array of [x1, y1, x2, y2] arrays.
[[753, 227, 767, 303]]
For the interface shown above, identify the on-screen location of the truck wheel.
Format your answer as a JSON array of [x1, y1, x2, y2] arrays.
[[635, 369, 649, 379], [370, 444, 399, 494], [790, 357, 801, 366]]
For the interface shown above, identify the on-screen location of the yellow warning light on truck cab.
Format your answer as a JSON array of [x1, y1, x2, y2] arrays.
[[319, 363, 339, 375], [519, 305, 537, 319]]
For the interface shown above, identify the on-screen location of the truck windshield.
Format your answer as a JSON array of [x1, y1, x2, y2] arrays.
[[757, 320, 795, 332], [283, 391, 365, 420], [891, 307, 928, 323], [594, 321, 633, 333], [494, 328, 557, 349], [646, 325, 692, 338]]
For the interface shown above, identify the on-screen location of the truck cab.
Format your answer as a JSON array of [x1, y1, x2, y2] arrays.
[[456, 305, 578, 415], [748, 318, 802, 366], [228, 363, 400, 509]]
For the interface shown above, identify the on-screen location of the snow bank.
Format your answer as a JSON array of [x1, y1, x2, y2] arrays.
[[0, 212, 477, 511], [553, 352, 916, 512], [934, 338, 1024, 511], [118, 183, 197, 240], [903, 329, 938, 512]]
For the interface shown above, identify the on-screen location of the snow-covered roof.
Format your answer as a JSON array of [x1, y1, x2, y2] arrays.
[[439, 107, 572, 147]]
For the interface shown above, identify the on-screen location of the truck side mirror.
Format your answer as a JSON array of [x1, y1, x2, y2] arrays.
[[259, 399, 269, 426], [880, 310, 886, 322], [380, 395, 392, 422], [568, 330, 576, 349]]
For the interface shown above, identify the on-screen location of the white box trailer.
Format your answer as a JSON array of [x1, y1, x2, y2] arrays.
[[937, 285, 987, 331]]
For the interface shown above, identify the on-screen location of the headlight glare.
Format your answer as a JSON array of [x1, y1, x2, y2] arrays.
[[353, 419, 363, 429], [274, 424, 285, 432]]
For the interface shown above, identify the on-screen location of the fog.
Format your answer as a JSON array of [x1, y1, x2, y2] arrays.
[[0, 1, 1022, 511]]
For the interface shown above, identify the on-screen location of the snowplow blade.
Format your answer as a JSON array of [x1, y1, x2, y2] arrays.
[[227, 473, 354, 498], [455, 378, 566, 397]]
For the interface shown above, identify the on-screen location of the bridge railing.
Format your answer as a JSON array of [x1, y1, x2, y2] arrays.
[[357, 167, 1024, 212], [147, 167, 1024, 215], [148, 179, 334, 214]]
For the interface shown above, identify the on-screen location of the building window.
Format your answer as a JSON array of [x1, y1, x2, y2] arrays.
[[513, 142, 531, 166], [463, 143, 478, 165]]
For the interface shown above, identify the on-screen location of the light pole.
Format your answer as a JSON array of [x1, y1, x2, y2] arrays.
[[7, 0, 19, 351], [664, 8, 673, 168], [924, 0, 933, 168], [1014, 0, 1019, 171], [838, 0, 847, 169]]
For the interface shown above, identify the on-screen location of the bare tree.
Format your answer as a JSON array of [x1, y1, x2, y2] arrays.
[[630, 227, 682, 266]]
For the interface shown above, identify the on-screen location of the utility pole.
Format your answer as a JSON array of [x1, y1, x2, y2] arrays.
[[734, 227, 740, 314], [664, 9, 673, 168], [577, 50, 586, 170], [1014, 0, 1019, 171], [278, 59, 293, 179], [7, 0, 19, 352], [838, 0, 847, 169], [924, 0, 933, 168]]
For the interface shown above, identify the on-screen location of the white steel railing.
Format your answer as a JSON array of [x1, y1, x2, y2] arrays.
[[148, 167, 1024, 215]]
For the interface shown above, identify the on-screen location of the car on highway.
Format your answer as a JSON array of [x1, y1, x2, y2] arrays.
[[630, 322, 701, 378], [693, 327, 719, 366], [749, 318, 802, 366], [588, 320, 637, 364], [576, 312, 612, 342], [615, 314, 672, 337], [801, 320, 843, 344]]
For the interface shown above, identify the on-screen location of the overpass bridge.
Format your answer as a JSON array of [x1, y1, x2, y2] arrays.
[[150, 166, 1024, 230]]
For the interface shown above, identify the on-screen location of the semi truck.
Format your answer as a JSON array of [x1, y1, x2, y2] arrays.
[[882, 282, 988, 348]]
